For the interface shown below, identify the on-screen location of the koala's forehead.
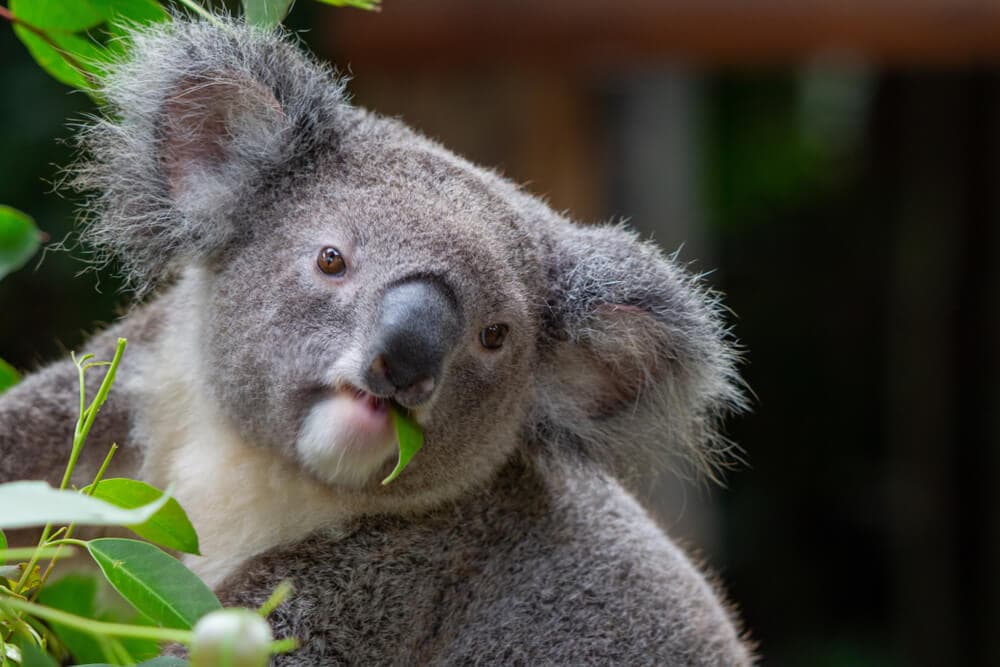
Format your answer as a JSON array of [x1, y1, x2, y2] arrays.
[[272, 129, 539, 281]]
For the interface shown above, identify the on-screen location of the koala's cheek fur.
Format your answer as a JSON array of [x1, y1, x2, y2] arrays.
[[198, 246, 352, 454]]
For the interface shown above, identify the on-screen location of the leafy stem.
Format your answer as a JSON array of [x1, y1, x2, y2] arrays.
[[1, 596, 193, 644], [33, 443, 119, 598], [66, 339, 127, 491], [13, 338, 126, 594], [40, 539, 88, 549], [2, 598, 300, 656], [258, 580, 293, 618]]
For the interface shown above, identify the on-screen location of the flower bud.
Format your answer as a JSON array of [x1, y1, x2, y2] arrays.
[[190, 609, 273, 667]]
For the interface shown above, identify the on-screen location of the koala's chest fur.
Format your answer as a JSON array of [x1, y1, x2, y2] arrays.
[[130, 285, 351, 588], [145, 410, 349, 589]]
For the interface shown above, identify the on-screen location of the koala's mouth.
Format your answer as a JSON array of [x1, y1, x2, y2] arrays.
[[296, 383, 398, 487], [343, 384, 391, 415]]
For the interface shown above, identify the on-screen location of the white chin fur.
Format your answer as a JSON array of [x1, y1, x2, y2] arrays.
[[296, 396, 397, 487]]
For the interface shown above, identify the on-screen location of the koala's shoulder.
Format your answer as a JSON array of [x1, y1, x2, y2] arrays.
[[214, 461, 750, 665], [439, 466, 751, 663]]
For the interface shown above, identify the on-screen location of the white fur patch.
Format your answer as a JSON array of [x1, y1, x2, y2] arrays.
[[134, 273, 353, 588], [296, 396, 397, 488], [167, 419, 350, 588]]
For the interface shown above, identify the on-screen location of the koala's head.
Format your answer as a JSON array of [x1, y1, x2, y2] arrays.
[[76, 19, 743, 509]]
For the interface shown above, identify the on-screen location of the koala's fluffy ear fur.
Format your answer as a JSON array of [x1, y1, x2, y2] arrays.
[[74, 19, 347, 293], [532, 223, 745, 479]]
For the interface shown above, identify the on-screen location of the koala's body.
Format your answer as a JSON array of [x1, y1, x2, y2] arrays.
[[0, 18, 752, 665]]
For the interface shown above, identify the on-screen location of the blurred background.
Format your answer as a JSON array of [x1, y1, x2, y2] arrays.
[[2, 1, 998, 664]]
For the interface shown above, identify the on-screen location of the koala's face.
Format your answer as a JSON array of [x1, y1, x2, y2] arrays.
[[82, 22, 741, 505], [199, 134, 540, 498]]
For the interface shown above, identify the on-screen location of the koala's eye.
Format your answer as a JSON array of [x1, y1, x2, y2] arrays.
[[479, 323, 509, 350], [317, 246, 347, 276]]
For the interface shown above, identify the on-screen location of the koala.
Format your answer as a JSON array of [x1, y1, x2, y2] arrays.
[[0, 17, 753, 665]]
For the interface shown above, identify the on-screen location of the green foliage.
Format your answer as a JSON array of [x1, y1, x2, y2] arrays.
[[96, 610, 161, 663], [382, 405, 425, 485], [3, 0, 382, 91], [9, 24, 95, 88], [242, 0, 295, 29], [7, 0, 168, 94], [90, 0, 170, 28], [9, 0, 107, 31], [0, 360, 18, 394], [313, 0, 382, 10], [87, 539, 222, 630], [0, 343, 294, 664], [36, 575, 107, 664], [37, 574, 162, 663], [242, 0, 381, 29], [0, 206, 40, 282], [15, 643, 58, 667], [0, 482, 170, 530], [85, 478, 201, 555]]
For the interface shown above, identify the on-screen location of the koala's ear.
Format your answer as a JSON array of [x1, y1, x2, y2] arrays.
[[160, 74, 287, 210], [532, 224, 745, 479], [74, 19, 347, 293]]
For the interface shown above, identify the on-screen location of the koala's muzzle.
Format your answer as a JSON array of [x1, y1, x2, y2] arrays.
[[364, 280, 461, 406]]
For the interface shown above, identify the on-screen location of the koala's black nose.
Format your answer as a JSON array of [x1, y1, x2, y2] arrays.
[[364, 279, 461, 405]]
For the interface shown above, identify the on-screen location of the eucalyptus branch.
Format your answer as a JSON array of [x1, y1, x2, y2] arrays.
[[0, 547, 73, 562], [88, 444, 118, 495], [1, 597, 193, 644], [33, 442, 121, 596], [66, 339, 127, 490], [271, 637, 301, 654], [258, 580, 294, 618], [14, 339, 126, 594]]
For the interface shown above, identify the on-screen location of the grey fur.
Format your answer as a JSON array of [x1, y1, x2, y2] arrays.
[[2, 16, 753, 665]]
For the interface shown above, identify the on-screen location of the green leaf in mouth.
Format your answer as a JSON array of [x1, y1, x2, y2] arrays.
[[382, 405, 425, 485]]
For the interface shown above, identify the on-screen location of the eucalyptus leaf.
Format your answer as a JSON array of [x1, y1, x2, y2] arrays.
[[0, 481, 170, 530], [15, 642, 59, 667], [90, 0, 169, 25], [0, 528, 6, 552], [0, 359, 19, 393], [313, 0, 382, 10], [85, 478, 201, 555], [0, 205, 41, 281], [12, 25, 105, 90], [9, 0, 106, 32], [36, 575, 107, 664], [243, 0, 294, 29], [9, 0, 166, 31], [87, 538, 221, 630], [98, 0, 170, 46], [382, 405, 425, 485]]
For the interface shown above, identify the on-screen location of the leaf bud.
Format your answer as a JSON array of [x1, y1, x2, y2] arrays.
[[190, 609, 273, 667]]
